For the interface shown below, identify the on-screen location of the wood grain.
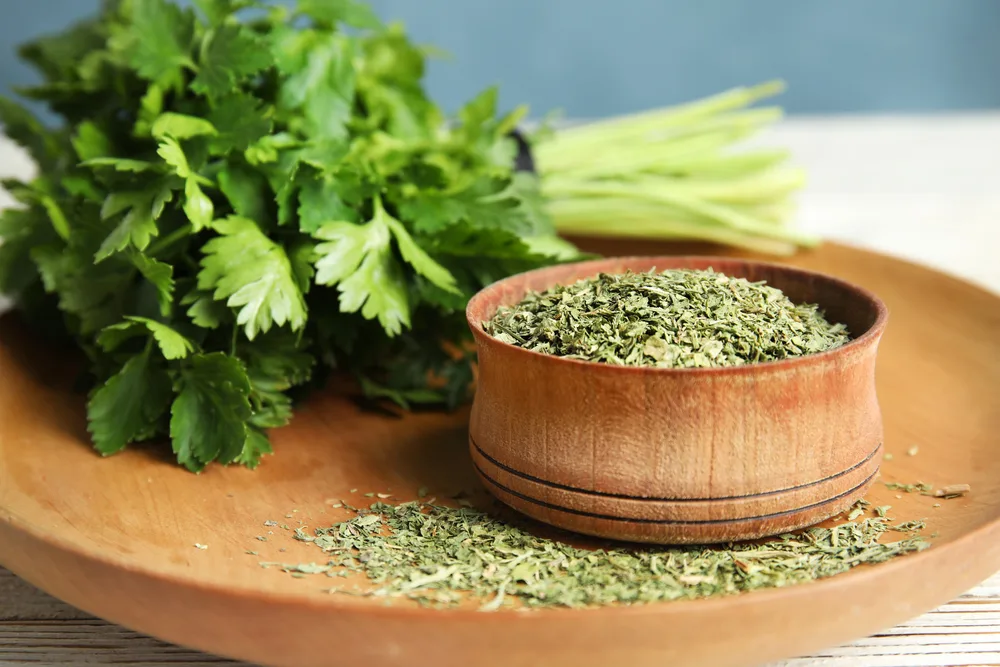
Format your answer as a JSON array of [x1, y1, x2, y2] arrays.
[[3, 568, 999, 666], [467, 255, 887, 544], [1, 242, 1000, 667]]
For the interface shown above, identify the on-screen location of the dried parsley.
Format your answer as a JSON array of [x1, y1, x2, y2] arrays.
[[885, 481, 934, 494], [485, 268, 849, 367], [276, 499, 928, 610]]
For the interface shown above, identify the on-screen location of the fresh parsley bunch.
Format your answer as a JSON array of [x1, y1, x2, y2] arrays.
[[0, 0, 578, 471]]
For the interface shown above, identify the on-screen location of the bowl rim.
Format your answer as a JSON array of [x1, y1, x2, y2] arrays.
[[465, 254, 889, 377]]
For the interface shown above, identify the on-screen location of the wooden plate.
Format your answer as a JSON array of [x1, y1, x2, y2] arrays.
[[1, 240, 999, 667]]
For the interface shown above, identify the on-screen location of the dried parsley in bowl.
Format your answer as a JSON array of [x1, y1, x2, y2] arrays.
[[484, 268, 849, 367]]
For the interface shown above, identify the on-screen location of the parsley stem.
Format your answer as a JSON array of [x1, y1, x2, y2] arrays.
[[147, 224, 193, 257]]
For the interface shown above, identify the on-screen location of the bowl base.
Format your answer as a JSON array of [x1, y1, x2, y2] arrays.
[[471, 437, 881, 545]]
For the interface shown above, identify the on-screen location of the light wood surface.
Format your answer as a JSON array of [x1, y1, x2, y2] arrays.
[[468, 255, 886, 544], [1, 241, 999, 667], [4, 568, 1000, 666]]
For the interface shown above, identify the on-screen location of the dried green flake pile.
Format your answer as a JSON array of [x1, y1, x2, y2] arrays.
[[485, 268, 850, 367], [270, 500, 928, 610]]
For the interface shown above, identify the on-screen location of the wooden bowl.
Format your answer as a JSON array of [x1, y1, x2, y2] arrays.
[[465, 255, 888, 544]]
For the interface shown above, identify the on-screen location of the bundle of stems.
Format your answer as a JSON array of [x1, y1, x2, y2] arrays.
[[534, 81, 816, 255]]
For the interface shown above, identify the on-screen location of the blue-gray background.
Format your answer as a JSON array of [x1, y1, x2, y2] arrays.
[[2, 0, 998, 118]]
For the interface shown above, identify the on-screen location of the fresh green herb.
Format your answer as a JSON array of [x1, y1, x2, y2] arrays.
[[273, 498, 928, 609], [0, 0, 581, 470], [485, 268, 848, 367], [534, 81, 813, 256]]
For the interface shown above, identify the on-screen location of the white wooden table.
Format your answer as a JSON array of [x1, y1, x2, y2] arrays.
[[2, 114, 1000, 666]]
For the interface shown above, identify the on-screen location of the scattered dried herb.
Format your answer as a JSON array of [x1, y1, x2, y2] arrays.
[[271, 499, 928, 610], [485, 268, 849, 367], [934, 484, 970, 499], [885, 482, 934, 494], [907, 447, 920, 457]]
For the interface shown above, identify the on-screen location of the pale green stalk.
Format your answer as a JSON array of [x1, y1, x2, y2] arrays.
[[535, 80, 812, 255]]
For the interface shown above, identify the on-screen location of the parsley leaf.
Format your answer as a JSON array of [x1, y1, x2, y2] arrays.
[[182, 288, 229, 329], [192, 24, 273, 99], [208, 92, 273, 155], [170, 352, 253, 472], [87, 348, 173, 455], [0, 0, 582, 472], [0, 97, 59, 170], [96, 186, 174, 261], [198, 216, 308, 339], [299, 0, 384, 30], [312, 196, 455, 335], [152, 113, 218, 141], [126, 251, 175, 316], [218, 160, 269, 222], [194, 0, 258, 26], [118, 0, 196, 84], [297, 174, 357, 233], [240, 330, 315, 429], [72, 121, 112, 162], [98, 316, 195, 360], [236, 427, 273, 469], [273, 28, 355, 139]]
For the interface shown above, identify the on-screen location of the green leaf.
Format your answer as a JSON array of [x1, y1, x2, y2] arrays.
[[459, 86, 499, 131], [72, 121, 112, 161], [87, 349, 173, 456], [96, 187, 174, 261], [126, 250, 175, 316], [207, 92, 272, 155], [197, 216, 308, 339], [39, 195, 71, 241], [0, 97, 58, 170], [82, 157, 161, 173], [194, 0, 258, 25], [313, 213, 410, 335], [134, 84, 165, 137], [98, 316, 195, 360], [298, 0, 384, 30], [152, 113, 218, 140], [297, 175, 357, 233], [382, 212, 457, 294], [183, 178, 214, 231], [358, 375, 443, 411], [192, 24, 273, 99], [287, 239, 316, 294], [522, 235, 582, 261], [218, 161, 268, 222], [120, 0, 197, 83], [17, 13, 105, 83], [235, 427, 273, 469], [170, 352, 252, 471], [157, 137, 195, 180], [273, 29, 355, 139], [181, 288, 228, 329], [32, 243, 136, 334], [0, 207, 55, 297], [240, 329, 315, 429]]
